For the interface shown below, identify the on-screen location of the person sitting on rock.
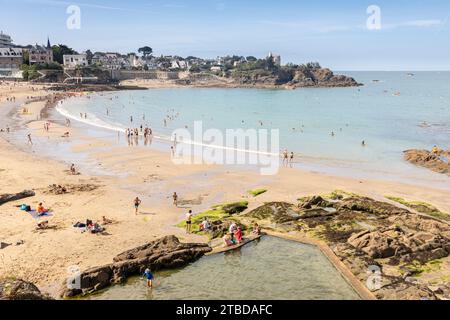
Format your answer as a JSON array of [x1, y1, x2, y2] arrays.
[[432, 145, 440, 155], [199, 218, 210, 231], [223, 233, 233, 247], [252, 223, 261, 235]]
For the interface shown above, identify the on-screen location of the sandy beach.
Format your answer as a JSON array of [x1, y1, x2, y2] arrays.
[[1, 81, 450, 298]]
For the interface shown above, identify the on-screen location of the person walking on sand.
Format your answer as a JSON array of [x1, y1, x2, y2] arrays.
[[282, 149, 288, 166], [27, 133, 33, 145], [134, 197, 142, 215], [172, 192, 178, 207], [185, 210, 193, 234]]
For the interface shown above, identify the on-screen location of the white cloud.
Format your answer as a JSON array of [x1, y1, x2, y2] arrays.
[[382, 19, 445, 30], [258, 20, 352, 34]]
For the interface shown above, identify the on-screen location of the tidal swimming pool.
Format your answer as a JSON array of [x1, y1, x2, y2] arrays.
[[88, 236, 360, 300]]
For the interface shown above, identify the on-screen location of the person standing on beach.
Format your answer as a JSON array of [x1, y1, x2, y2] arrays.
[[27, 133, 32, 145], [134, 197, 142, 215], [185, 210, 193, 234], [172, 192, 178, 207], [290, 152, 294, 167]]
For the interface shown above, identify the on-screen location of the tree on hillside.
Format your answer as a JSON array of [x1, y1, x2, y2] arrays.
[[138, 46, 153, 58], [85, 49, 93, 64], [246, 56, 257, 62], [52, 44, 78, 64]]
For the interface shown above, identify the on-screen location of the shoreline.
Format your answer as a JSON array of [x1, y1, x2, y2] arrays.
[[1, 81, 450, 299]]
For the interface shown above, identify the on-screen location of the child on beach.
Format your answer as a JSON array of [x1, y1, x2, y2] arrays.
[[134, 197, 142, 215], [252, 223, 261, 235], [234, 227, 243, 244], [143, 268, 154, 288]]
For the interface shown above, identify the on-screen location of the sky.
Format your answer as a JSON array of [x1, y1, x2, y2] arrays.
[[1, 0, 449, 70]]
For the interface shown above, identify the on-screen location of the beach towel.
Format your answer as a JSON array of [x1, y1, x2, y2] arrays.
[[27, 210, 53, 219]]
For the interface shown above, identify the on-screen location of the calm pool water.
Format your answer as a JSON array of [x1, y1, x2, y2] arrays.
[[87, 236, 360, 300]]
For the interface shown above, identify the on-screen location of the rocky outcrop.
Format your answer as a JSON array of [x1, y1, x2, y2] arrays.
[[244, 202, 301, 224], [60, 235, 211, 298], [347, 227, 449, 263], [0, 190, 35, 206], [230, 67, 361, 89], [404, 149, 450, 176], [0, 278, 52, 300], [290, 68, 360, 88], [334, 197, 410, 217], [241, 193, 450, 300]]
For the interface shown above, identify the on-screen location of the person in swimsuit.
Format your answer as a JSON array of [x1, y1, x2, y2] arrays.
[[134, 197, 142, 215], [172, 192, 178, 207], [37, 203, 48, 215], [185, 210, 193, 234], [282, 149, 288, 166]]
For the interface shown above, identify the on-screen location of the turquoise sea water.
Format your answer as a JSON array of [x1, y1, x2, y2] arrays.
[[57, 72, 450, 186]]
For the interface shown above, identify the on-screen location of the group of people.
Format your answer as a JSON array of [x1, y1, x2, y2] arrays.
[[124, 126, 153, 147], [282, 149, 295, 166], [223, 222, 261, 247], [73, 218, 105, 234], [222, 222, 244, 247]]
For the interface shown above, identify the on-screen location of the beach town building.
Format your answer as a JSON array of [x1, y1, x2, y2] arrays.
[[0, 31, 14, 47], [92, 52, 125, 70], [63, 54, 88, 68], [24, 39, 53, 64], [128, 53, 148, 69], [0, 47, 23, 77], [267, 52, 281, 66], [210, 66, 222, 72], [170, 59, 189, 70]]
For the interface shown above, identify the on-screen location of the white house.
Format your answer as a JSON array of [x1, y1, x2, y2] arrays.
[[210, 66, 222, 72], [63, 54, 88, 68]]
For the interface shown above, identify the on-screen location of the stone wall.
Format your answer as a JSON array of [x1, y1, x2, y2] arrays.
[[113, 70, 182, 81]]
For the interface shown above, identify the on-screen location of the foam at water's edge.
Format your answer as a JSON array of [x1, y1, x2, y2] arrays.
[[56, 105, 126, 133], [55, 104, 280, 157]]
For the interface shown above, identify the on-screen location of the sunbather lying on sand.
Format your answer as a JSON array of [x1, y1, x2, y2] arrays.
[[102, 216, 114, 225], [36, 221, 49, 230]]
